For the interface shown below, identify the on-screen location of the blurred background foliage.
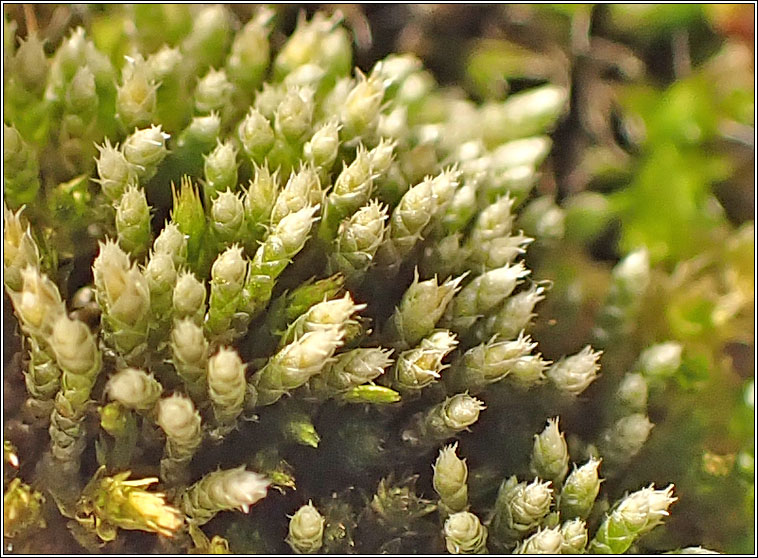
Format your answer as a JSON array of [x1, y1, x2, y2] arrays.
[[3, 3, 754, 553]]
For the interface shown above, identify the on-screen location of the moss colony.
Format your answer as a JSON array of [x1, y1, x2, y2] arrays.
[[3, 5, 747, 555]]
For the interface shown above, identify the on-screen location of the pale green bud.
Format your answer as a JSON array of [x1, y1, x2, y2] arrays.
[[377, 106, 408, 141], [616, 373, 649, 412], [320, 147, 374, 237], [491, 476, 553, 543], [50, 315, 101, 396], [227, 9, 272, 90], [13, 32, 48, 92], [318, 347, 394, 393], [600, 413, 654, 466], [208, 347, 247, 426], [275, 204, 320, 256], [93, 239, 131, 296], [173, 271, 207, 323], [393, 330, 458, 393], [204, 140, 239, 200], [180, 5, 232, 74], [107, 368, 162, 412], [515, 526, 564, 555], [448, 332, 538, 393], [183, 467, 269, 526], [482, 284, 547, 341], [242, 166, 278, 248], [329, 200, 388, 280], [368, 138, 397, 177], [282, 63, 326, 91], [171, 317, 209, 397], [153, 222, 188, 269], [270, 163, 321, 225], [304, 120, 341, 170], [238, 108, 275, 162], [482, 85, 567, 147], [157, 393, 203, 484], [636, 342, 683, 381], [469, 196, 515, 247], [444, 511, 488, 554], [66, 66, 97, 115], [287, 502, 325, 554], [157, 394, 202, 453], [443, 180, 477, 234], [559, 519, 588, 554], [560, 458, 602, 520], [378, 177, 435, 264], [490, 137, 552, 171], [507, 353, 550, 387], [402, 393, 485, 448], [211, 189, 245, 243], [546, 346, 602, 396], [613, 248, 651, 298], [9, 266, 65, 342], [207, 244, 248, 336], [341, 72, 385, 140], [123, 125, 169, 182], [116, 60, 158, 129], [446, 262, 530, 333], [3, 205, 40, 292], [275, 86, 314, 142], [281, 293, 365, 347], [530, 418, 569, 484], [249, 328, 346, 408], [195, 68, 233, 114], [519, 196, 565, 242], [145, 45, 182, 82], [588, 484, 676, 554], [396, 70, 435, 105], [370, 53, 423, 91], [433, 443, 468, 513], [116, 185, 152, 259], [178, 113, 222, 152], [145, 251, 177, 316], [254, 82, 284, 120], [384, 273, 464, 351], [429, 167, 461, 216]]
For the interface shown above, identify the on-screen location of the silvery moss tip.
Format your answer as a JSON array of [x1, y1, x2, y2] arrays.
[[599, 413, 654, 467], [530, 417, 569, 485], [636, 341, 683, 381], [560, 457, 603, 520], [122, 124, 169, 182], [391, 329, 458, 393], [490, 476, 553, 545], [514, 525, 563, 555], [384, 272, 464, 351], [546, 345, 602, 396], [182, 467, 270, 526], [287, 502, 325, 554], [588, 484, 677, 554], [106, 368, 163, 413], [208, 346, 247, 427], [401, 393, 485, 448], [559, 518, 588, 554], [3, 204, 41, 293], [433, 442, 469, 513], [444, 511, 488, 554]]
